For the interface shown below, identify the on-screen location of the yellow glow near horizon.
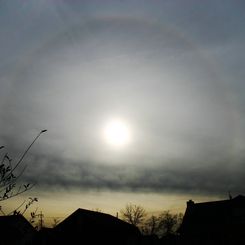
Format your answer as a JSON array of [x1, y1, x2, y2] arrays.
[[103, 119, 131, 147]]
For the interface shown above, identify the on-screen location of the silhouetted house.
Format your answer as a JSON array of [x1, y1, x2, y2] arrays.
[[51, 208, 141, 245], [141, 234, 160, 245], [160, 234, 179, 245], [32, 227, 55, 245], [0, 215, 36, 245], [178, 195, 245, 245]]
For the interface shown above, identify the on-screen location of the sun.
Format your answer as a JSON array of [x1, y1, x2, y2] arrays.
[[103, 119, 131, 147]]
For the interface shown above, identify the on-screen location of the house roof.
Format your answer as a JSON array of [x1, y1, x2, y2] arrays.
[[52, 208, 141, 244], [178, 195, 245, 234], [55, 208, 140, 235], [0, 215, 36, 244], [0, 215, 35, 233]]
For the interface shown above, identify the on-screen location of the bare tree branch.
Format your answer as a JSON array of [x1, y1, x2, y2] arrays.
[[120, 203, 146, 227]]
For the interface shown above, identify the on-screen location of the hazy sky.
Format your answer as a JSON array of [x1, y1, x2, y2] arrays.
[[1, 0, 245, 220]]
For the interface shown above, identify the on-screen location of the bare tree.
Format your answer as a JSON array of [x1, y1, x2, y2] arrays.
[[141, 211, 183, 237], [0, 130, 47, 214], [158, 211, 183, 236], [142, 215, 159, 235], [120, 203, 146, 227]]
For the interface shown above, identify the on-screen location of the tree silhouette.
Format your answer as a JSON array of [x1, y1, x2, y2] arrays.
[[141, 211, 183, 237], [158, 211, 183, 236], [0, 130, 47, 214], [141, 215, 159, 235], [120, 203, 146, 227]]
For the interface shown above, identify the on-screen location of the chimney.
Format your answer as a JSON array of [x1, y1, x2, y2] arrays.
[[228, 191, 232, 200], [187, 200, 194, 208]]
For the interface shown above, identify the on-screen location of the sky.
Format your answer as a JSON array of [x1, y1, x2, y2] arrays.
[[1, 0, 245, 224]]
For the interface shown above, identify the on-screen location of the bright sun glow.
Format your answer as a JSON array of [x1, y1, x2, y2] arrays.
[[103, 119, 131, 147]]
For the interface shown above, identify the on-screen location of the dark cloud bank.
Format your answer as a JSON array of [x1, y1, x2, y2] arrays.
[[14, 152, 245, 196]]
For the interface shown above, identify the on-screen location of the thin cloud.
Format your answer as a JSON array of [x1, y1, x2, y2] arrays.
[[1, 0, 245, 201]]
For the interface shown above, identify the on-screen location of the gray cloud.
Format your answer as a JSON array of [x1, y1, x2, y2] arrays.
[[16, 152, 245, 196]]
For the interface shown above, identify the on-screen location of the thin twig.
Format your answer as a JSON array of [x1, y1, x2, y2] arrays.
[[3, 130, 47, 182], [0, 165, 27, 190], [0, 184, 35, 202], [7, 200, 26, 215]]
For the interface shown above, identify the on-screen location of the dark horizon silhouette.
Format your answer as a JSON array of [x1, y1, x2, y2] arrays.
[[1, 194, 245, 245]]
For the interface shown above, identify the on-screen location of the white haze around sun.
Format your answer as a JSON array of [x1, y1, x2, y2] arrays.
[[103, 119, 131, 147], [0, 11, 239, 170]]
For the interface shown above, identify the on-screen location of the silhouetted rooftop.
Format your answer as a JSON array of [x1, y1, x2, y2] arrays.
[[179, 195, 245, 234], [53, 208, 141, 244], [0, 215, 36, 244], [56, 208, 139, 231]]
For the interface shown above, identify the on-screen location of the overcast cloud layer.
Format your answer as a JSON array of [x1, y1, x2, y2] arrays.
[[1, 0, 245, 196]]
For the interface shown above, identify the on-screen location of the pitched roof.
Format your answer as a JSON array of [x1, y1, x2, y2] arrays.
[[55, 208, 140, 235], [0, 215, 36, 244], [0, 215, 35, 232], [179, 195, 245, 234], [52, 208, 141, 244]]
